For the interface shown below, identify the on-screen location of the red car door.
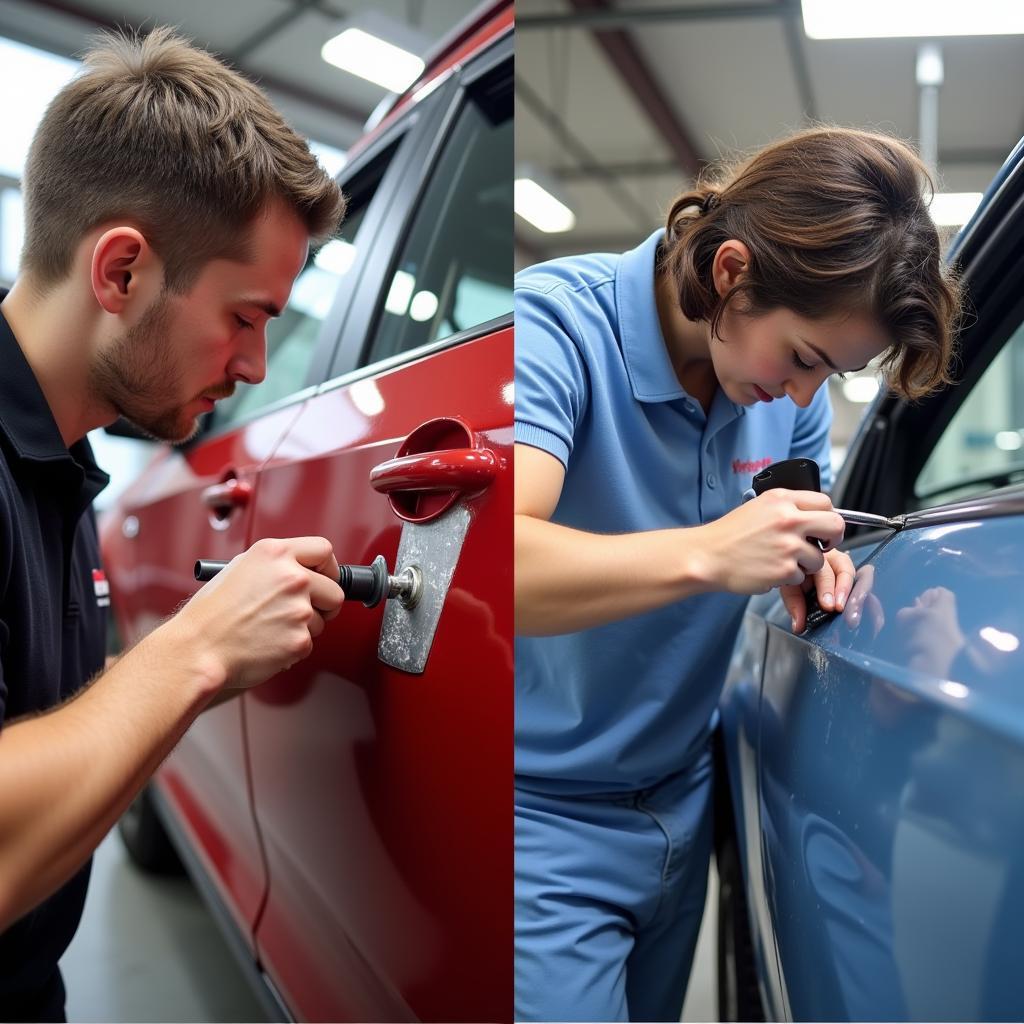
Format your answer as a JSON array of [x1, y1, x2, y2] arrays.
[[101, 409, 298, 948], [243, 40, 512, 1022]]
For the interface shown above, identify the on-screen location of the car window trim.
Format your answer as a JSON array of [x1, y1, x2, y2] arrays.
[[947, 137, 1024, 269], [317, 311, 511, 400], [320, 75, 462, 384], [300, 112, 423, 393], [325, 34, 512, 383]]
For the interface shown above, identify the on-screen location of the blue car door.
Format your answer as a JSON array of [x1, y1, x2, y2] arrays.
[[755, 139, 1024, 1021]]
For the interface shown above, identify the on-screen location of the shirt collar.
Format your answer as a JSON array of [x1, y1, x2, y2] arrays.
[[0, 289, 109, 501], [614, 229, 743, 424], [615, 229, 689, 403]]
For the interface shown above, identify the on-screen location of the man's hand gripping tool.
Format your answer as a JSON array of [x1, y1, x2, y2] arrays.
[[194, 554, 423, 610]]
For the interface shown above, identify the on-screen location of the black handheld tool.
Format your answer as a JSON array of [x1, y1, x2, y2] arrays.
[[749, 460, 905, 532], [747, 459, 904, 634], [751, 458, 826, 552], [194, 554, 423, 610], [751, 458, 833, 632]]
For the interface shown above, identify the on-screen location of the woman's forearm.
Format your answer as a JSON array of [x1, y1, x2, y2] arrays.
[[515, 514, 714, 635]]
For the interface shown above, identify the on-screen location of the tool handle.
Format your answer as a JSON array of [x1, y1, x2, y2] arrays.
[[193, 554, 391, 608], [194, 559, 228, 581], [751, 458, 826, 552]]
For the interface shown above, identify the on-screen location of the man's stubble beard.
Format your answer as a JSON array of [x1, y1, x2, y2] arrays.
[[89, 293, 198, 443]]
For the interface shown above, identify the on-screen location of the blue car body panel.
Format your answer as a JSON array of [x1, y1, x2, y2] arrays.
[[720, 136, 1024, 1022], [763, 516, 1023, 1020]]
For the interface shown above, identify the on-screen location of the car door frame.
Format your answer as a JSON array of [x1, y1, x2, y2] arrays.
[[323, 27, 513, 387]]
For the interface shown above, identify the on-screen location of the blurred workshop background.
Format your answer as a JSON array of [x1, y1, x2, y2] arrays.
[[514, 0, 1024, 474], [0, 2, 480, 1021]]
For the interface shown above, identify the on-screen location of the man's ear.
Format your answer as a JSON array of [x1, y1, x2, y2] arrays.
[[90, 227, 158, 315], [711, 239, 751, 298]]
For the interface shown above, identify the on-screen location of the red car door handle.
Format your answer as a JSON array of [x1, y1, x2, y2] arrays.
[[201, 478, 253, 510], [370, 448, 498, 495]]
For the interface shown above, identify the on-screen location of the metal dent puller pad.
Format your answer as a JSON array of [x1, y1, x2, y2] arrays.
[[193, 554, 424, 610]]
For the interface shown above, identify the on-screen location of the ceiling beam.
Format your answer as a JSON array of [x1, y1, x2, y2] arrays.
[[517, 76, 655, 230], [568, 0, 704, 178], [230, 0, 321, 62], [547, 147, 1012, 181], [517, 2, 788, 31]]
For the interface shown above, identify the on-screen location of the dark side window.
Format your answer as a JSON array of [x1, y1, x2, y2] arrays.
[[361, 67, 513, 366]]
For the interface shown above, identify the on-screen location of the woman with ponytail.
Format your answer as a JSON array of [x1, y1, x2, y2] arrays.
[[514, 126, 962, 1022]]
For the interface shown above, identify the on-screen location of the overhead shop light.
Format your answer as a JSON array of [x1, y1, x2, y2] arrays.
[[929, 192, 983, 226], [322, 12, 426, 93], [802, 0, 1024, 39], [515, 164, 576, 234], [842, 376, 881, 404]]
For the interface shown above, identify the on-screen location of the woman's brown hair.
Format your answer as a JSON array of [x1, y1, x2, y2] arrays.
[[21, 27, 346, 294], [661, 127, 963, 400]]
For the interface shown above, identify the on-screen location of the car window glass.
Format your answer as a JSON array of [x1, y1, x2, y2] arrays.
[[208, 199, 369, 432], [362, 69, 512, 366], [914, 318, 1024, 504]]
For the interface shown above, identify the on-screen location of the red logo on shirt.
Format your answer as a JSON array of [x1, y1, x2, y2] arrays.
[[732, 457, 772, 474], [92, 569, 110, 608]]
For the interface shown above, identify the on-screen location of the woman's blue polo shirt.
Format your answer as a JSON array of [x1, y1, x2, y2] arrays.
[[515, 229, 833, 793]]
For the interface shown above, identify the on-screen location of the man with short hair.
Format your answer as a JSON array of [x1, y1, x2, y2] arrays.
[[0, 28, 348, 1020]]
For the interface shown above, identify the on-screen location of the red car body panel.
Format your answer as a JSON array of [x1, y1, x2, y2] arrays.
[[244, 328, 512, 1021], [101, 404, 304, 948]]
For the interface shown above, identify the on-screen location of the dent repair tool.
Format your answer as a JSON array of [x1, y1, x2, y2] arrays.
[[747, 459, 904, 534], [747, 458, 903, 632], [194, 554, 423, 610]]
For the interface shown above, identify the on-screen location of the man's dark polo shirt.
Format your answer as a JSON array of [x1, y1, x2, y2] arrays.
[[0, 291, 109, 1020]]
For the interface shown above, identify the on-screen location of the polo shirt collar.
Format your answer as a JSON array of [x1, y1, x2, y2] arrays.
[[0, 290, 109, 501], [615, 229, 744, 424], [615, 229, 690, 403]]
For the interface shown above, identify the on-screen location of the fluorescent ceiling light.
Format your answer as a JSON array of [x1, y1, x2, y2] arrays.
[[915, 44, 943, 87], [979, 626, 1019, 652], [384, 270, 415, 315], [321, 29, 424, 93], [314, 239, 356, 276], [928, 192, 983, 226], [409, 290, 439, 322], [842, 377, 880, 404], [515, 178, 576, 233], [802, 0, 1024, 38]]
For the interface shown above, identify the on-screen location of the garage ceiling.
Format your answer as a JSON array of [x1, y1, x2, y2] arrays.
[[0, 0, 480, 154], [515, 0, 1024, 265]]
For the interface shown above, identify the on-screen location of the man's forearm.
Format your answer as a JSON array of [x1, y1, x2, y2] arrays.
[[514, 514, 714, 635], [0, 620, 222, 930]]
